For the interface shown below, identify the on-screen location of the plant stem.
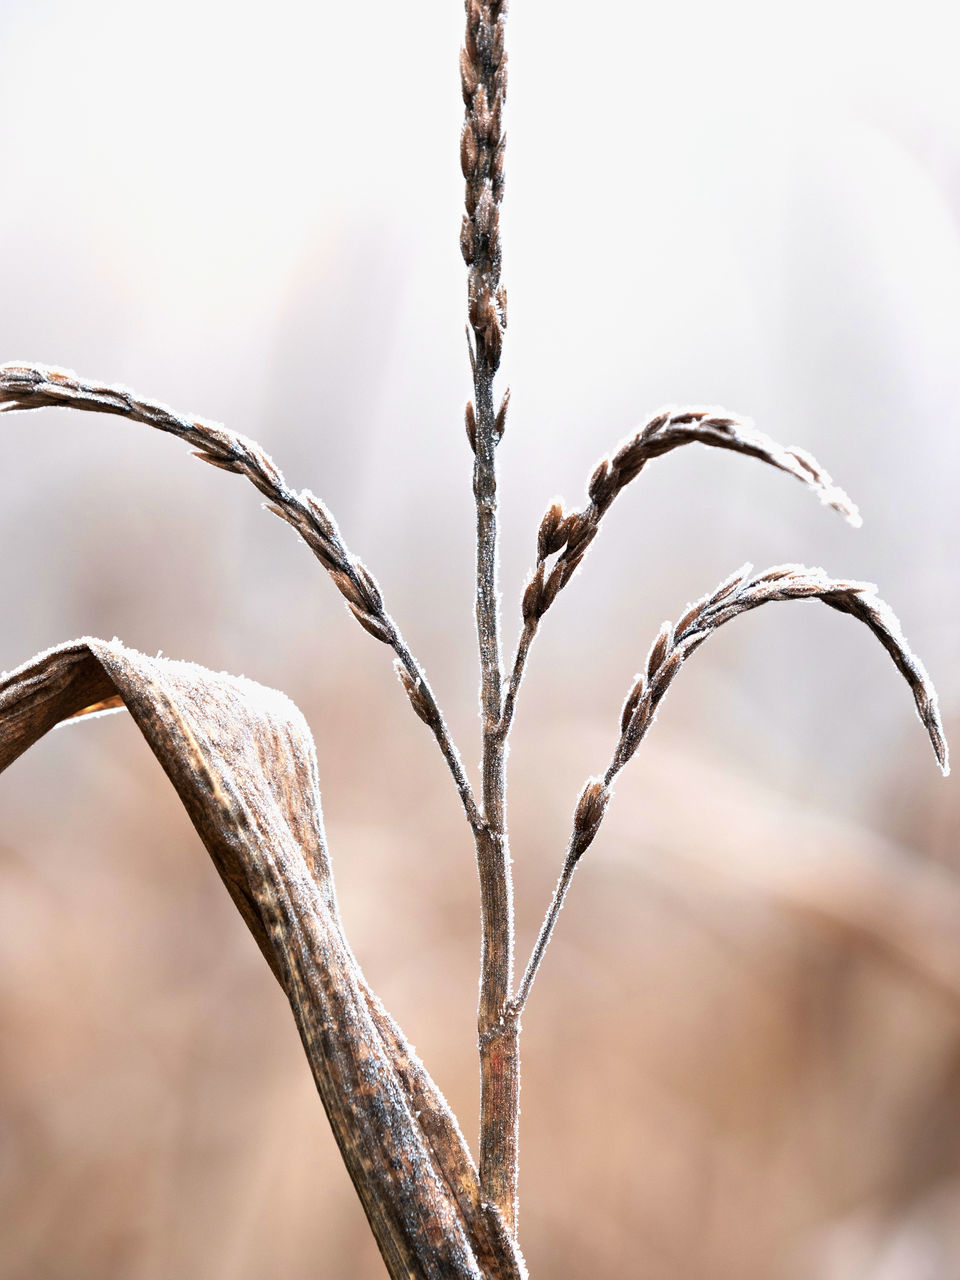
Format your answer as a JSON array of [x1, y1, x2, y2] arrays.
[[460, 0, 518, 1231], [498, 620, 536, 741], [473, 359, 519, 1234]]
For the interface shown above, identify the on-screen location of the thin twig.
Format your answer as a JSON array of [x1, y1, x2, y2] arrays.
[[497, 619, 534, 742], [0, 361, 482, 833], [512, 563, 949, 1016]]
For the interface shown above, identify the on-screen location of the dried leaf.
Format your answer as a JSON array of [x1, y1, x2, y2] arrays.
[[0, 639, 524, 1280]]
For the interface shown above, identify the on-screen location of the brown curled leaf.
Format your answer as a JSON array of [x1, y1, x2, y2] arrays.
[[0, 639, 525, 1280]]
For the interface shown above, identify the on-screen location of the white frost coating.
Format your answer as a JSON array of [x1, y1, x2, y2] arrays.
[[748, 430, 863, 528], [486, 1203, 530, 1280], [821, 484, 863, 528]]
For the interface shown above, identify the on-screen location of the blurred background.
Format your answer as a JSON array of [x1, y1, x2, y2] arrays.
[[1, 0, 959, 1275]]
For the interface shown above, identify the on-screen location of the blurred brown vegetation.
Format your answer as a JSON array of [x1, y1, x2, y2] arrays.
[[2, 0, 960, 1275], [2, 691, 959, 1279]]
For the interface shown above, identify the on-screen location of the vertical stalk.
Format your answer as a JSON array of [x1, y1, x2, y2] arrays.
[[460, 0, 519, 1234], [473, 364, 519, 1234]]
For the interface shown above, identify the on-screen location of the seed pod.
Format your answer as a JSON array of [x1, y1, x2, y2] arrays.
[[484, 314, 503, 368], [646, 622, 673, 679], [487, 215, 502, 273], [465, 401, 477, 452], [395, 661, 433, 726], [587, 458, 612, 505], [459, 46, 478, 103], [473, 86, 491, 142], [540, 565, 563, 612], [492, 16, 504, 65], [460, 215, 475, 265], [330, 570, 366, 610], [302, 492, 337, 538], [522, 565, 546, 622], [495, 386, 510, 439], [610, 441, 645, 487], [353, 562, 384, 614], [460, 123, 478, 179], [620, 675, 646, 735], [492, 150, 506, 202], [537, 502, 565, 561], [193, 449, 242, 473], [675, 599, 704, 638], [563, 517, 598, 559], [347, 603, 392, 644], [474, 185, 493, 236], [307, 540, 339, 573], [490, 97, 502, 142], [571, 778, 610, 861]]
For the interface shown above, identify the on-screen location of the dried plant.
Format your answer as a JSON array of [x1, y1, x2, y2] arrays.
[[0, 2, 948, 1277]]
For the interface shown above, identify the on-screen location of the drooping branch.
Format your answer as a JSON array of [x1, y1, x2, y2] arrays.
[[0, 638, 526, 1280], [512, 564, 948, 1015], [501, 408, 861, 741], [608, 563, 946, 782], [0, 362, 481, 832]]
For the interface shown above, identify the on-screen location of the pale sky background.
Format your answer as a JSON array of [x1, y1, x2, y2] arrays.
[[1, 0, 958, 808]]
